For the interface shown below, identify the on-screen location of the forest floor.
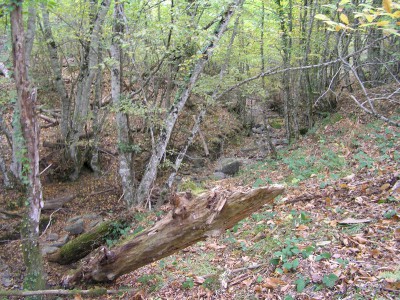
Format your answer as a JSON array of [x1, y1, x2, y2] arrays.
[[0, 87, 399, 299]]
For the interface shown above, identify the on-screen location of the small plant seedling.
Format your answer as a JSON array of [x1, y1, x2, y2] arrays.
[[315, 252, 331, 261], [322, 273, 339, 288], [295, 275, 310, 292], [383, 210, 397, 219], [182, 278, 194, 289]]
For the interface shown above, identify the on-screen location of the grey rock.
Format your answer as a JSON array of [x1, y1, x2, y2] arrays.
[[0, 271, 12, 287], [47, 233, 59, 241], [65, 219, 84, 235], [213, 172, 226, 180], [220, 161, 240, 175], [82, 213, 100, 220], [41, 245, 59, 255], [51, 234, 69, 247], [252, 124, 265, 134], [67, 216, 81, 223]]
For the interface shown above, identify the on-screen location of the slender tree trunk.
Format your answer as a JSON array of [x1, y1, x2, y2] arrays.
[[11, 1, 45, 295], [40, 4, 70, 140], [260, 1, 277, 158], [111, 2, 135, 206], [69, 0, 111, 180], [134, 0, 244, 207]]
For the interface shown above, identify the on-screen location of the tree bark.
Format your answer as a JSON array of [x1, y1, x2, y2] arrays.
[[39, 4, 70, 140], [64, 184, 284, 285], [69, 0, 111, 180], [10, 0, 45, 294], [134, 0, 244, 206], [111, 2, 135, 206]]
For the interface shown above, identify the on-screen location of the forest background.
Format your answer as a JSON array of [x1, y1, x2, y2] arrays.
[[0, 0, 399, 299]]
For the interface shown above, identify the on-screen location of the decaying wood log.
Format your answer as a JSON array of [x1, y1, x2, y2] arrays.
[[48, 220, 126, 264], [42, 194, 77, 210], [64, 184, 284, 285]]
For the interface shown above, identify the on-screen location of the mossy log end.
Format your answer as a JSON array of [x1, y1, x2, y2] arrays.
[[48, 220, 123, 265], [64, 185, 284, 286]]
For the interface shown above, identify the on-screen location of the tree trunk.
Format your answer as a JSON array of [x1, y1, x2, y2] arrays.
[[134, 0, 244, 206], [63, 184, 284, 285], [69, 0, 111, 180], [111, 2, 135, 206], [10, 1, 45, 294], [39, 4, 70, 140], [260, 1, 277, 159]]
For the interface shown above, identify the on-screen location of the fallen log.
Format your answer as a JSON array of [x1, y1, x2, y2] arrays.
[[63, 184, 284, 285], [48, 220, 126, 264], [42, 194, 78, 210]]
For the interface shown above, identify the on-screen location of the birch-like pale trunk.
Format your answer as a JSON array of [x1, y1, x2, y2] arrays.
[[111, 2, 135, 206], [69, 0, 111, 180], [40, 4, 70, 140], [11, 1, 45, 294], [134, 0, 244, 207]]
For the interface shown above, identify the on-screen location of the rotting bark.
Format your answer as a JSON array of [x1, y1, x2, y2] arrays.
[[48, 220, 126, 265], [64, 184, 284, 285]]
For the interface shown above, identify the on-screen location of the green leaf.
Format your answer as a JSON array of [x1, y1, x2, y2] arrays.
[[182, 278, 194, 289], [316, 252, 332, 261], [322, 274, 339, 288], [315, 14, 331, 21], [270, 258, 280, 266], [295, 277, 307, 292]]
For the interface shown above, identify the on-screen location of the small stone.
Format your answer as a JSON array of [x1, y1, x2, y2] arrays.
[[220, 161, 240, 175], [65, 219, 84, 235], [67, 216, 81, 223], [41, 245, 59, 255], [51, 234, 69, 247], [47, 233, 59, 241], [82, 213, 100, 220], [213, 172, 226, 180]]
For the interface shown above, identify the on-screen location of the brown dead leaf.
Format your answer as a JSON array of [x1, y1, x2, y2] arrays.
[[254, 285, 263, 293], [394, 228, 400, 240], [352, 235, 368, 244], [325, 197, 332, 206], [194, 276, 205, 284], [206, 243, 226, 250], [263, 277, 286, 289], [132, 290, 146, 300], [380, 183, 391, 191], [74, 295, 83, 300], [296, 224, 309, 231], [242, 278, 253, 287]]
